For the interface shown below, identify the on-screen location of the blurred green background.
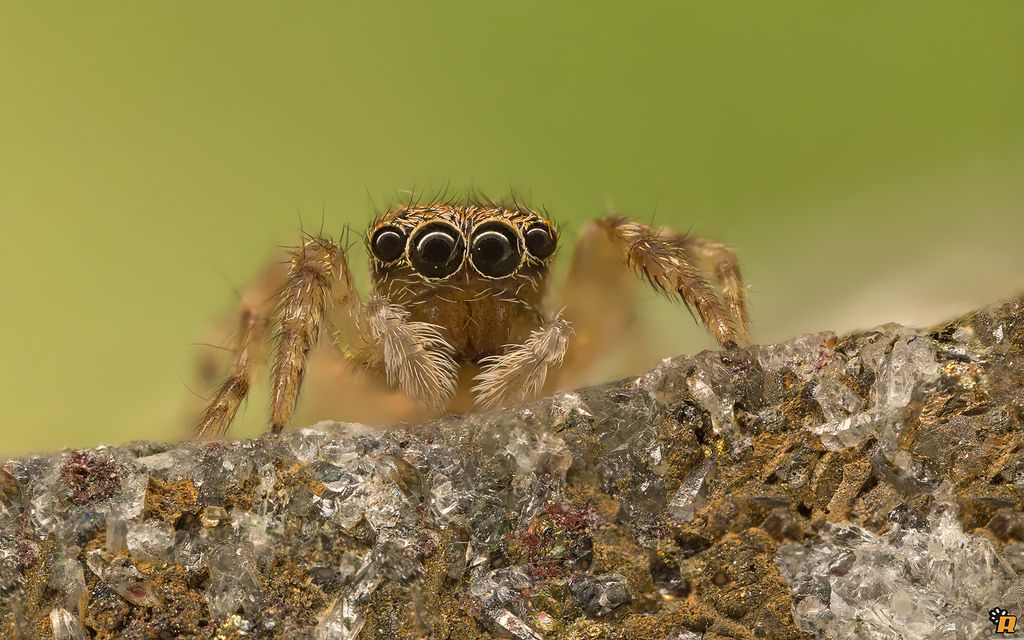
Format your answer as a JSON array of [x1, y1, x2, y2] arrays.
[[1, 2, 1022, 456]]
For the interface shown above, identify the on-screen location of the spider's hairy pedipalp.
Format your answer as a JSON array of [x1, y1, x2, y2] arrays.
[[471, 313, 572, 409], [354, 296, 458, 410], [269, 237, 343, 433]]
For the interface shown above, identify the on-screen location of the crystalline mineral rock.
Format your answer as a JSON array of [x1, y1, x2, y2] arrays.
[[2, 296, 1024, 640]]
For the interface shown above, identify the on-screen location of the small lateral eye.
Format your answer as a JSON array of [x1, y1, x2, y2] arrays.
[[370, 225, 406, 262], [525, 224, 556, 259]]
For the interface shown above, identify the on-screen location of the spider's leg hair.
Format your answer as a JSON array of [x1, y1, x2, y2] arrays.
[[596, 217, 742, 347], [679, 236, 750, 343], [268, 236, 343, 433]]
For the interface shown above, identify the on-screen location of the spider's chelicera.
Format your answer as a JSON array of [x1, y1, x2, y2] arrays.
[[192, 198, 750, 437]]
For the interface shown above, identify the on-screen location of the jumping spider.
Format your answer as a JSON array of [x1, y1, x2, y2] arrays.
[[193, 198, 749, 437]]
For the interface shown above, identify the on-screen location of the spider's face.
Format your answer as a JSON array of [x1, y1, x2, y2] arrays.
[[365, 203, 558, 290]]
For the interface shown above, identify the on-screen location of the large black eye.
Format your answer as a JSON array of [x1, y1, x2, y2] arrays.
[[525, 224, 556, 259], [409, 222, 465, 278], [470, 221, 522, 278], [370, 225, 406, 263]]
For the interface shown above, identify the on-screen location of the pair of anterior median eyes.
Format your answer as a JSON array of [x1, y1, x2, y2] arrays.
[[370, 220, 557, 279]]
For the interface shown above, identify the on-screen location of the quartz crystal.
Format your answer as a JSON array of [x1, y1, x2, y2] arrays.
[[777, 490, 1023, 640], [49, 606, 86, 640], [810, 332, 942, 453], [668, 456, 715, 523], [568, 572, 632, 617]]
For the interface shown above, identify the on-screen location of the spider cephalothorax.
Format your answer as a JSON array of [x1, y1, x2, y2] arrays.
[[192, 197, 749, 437], [366, 204, 559, 361]]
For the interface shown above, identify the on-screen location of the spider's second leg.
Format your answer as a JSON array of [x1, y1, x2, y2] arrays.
[[595, 217, 748, 347], [269, 237, 346, 433], [471, 314, 572, 409], [556, 220, 648, 387]]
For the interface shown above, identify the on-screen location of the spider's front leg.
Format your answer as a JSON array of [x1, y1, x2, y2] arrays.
[[554, 215, 750, 392], [268, 237, 348, 433], [590, 216, 750, 347], [470, 315, 572, 409]]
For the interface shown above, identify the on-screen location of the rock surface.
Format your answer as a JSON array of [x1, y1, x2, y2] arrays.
[[3, 296, 1024, 639]]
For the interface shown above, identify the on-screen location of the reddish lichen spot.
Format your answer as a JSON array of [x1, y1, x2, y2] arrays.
[[546, 503, 589, 532], [60, 451, 121, 505]]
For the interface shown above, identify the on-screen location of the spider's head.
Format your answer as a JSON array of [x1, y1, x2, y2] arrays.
[[365, 201, 558, 295]]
